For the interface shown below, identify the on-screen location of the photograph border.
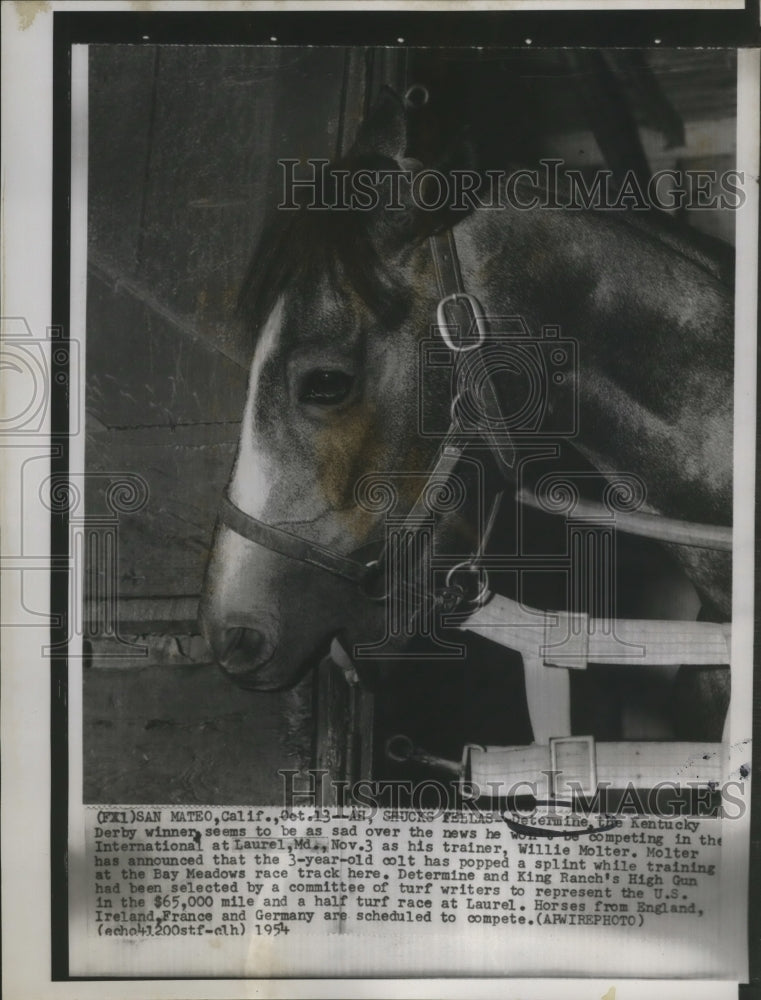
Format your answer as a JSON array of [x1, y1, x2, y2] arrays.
[[3, 2, 759, 997]]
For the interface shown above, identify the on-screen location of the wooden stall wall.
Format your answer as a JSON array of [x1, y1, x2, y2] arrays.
[[84, 45, 362, 802]]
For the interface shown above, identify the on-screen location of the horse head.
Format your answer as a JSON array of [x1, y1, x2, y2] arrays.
[[200, 90, 479, 689], [201, 86, 734, 709]]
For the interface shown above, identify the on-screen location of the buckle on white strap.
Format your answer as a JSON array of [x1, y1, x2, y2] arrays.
[[550, 735, 597, 797]]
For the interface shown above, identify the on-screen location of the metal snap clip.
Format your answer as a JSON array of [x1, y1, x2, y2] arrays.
[[444, 560, 490, 608]]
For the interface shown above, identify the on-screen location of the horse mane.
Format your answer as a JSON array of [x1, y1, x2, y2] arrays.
[[238, 155, 735, 348], [237, 158, 418, 342]]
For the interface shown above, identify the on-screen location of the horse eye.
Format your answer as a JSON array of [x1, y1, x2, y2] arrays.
[[298, 370, 354, 405]]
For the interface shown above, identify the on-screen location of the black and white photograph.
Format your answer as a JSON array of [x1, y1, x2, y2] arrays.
[[1, 2, 758, 997], [83, 42, 741, 805]]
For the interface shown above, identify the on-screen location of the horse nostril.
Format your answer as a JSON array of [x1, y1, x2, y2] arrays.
[[219, 626, 267, 675], [220, 627, 242, 661]]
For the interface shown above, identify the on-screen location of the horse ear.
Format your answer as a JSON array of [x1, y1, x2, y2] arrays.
[[367, 129, 480, 252], [349, 86, 408, 162]]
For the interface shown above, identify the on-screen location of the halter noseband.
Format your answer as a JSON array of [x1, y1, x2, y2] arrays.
[[218, 493, 374, 587]]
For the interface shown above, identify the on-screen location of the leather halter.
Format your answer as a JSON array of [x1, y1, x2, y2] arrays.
[[218, 225, 732, 594], [217, 227, 503, 602], [218, 493, 372, 586]]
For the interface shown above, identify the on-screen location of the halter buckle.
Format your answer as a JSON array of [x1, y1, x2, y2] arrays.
[[549, 735, 597, 798], [436, 292, 487, 352]]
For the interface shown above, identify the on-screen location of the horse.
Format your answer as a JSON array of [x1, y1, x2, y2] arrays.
[[199, 88, 733, 775]]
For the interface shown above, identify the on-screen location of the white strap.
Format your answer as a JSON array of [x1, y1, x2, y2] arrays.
[[459, 594, 729, 760], [460, 593, 731, 667], [523, 656, 571, 744], [466, 740, 724, 798], [516, 488, 733, 551]]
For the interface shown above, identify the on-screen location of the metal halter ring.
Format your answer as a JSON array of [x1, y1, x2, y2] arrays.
[[444, 560, 491, 608], [436, 292, 487, 352], [404, 84, 430, 109]]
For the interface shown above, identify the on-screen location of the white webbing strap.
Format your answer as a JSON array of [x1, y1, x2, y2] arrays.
[[466, 740, 724, 798], [523, 652, 572, 745], [455, 594, 730, 793], [459, 593, 731, 667], [516, 488, 733, 551]]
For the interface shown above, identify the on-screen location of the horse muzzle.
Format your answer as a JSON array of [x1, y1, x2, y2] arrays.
[[199, 521, 382, 690]]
